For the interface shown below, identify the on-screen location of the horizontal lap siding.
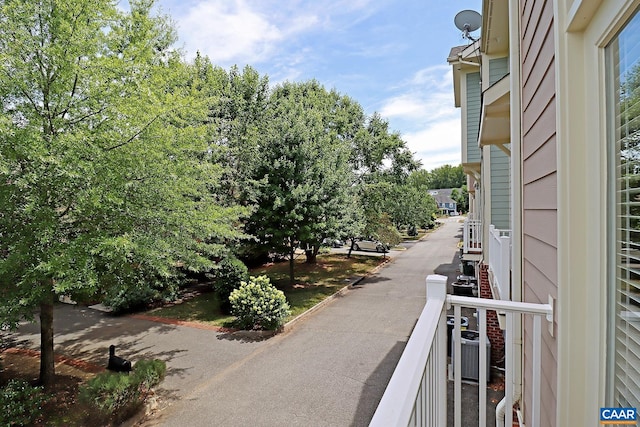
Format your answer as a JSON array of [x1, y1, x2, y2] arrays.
[[491, 146, 511, 229], [520, 0, 557, 426], [467, 72, 482, 163], [522, 134, 557, 184], [523, 313, 557, 427], [489, 57, 510, 85]]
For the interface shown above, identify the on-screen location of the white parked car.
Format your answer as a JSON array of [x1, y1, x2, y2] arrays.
[[353, 238, 389, 252]]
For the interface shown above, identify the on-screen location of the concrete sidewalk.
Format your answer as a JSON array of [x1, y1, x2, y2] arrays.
[[3, 220, 464, 426]]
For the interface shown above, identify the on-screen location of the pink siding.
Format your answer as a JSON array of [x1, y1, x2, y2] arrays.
[[522, 135, 557, 184], [520, 0, 558, 425]]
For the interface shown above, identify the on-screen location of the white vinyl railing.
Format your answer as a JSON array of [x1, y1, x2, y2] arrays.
[[370, 275, 448, 427], [371, 275, 554, 427], [463, 219, 482, 254], [488, 225, 512, 300]]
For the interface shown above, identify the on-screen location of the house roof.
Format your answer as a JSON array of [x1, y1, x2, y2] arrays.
[[428, 188, 457, 206], [447, 45, 467, 63]]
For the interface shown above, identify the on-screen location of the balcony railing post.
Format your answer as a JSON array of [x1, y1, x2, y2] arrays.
[[426, 274, 448, 427], [463, 220, 470, 253], [426, 274, 447, 301], [488, 226, 512, 300], [499, 234, 511, 299]]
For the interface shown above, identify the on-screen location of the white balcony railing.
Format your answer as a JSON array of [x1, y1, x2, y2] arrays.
[[488, 225, 512, 300], [463, 218, 482, 254], [371, 275, 553, 427]]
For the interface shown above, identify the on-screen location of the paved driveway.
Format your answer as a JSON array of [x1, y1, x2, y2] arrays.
[[154, 220, 462, 426]]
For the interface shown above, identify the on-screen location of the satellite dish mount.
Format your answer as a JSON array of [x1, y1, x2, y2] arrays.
[[454, 10, 482, 42]]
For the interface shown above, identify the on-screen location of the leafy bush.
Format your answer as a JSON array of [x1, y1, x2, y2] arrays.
[[229, 275, 291, 330], [0, 379, 45, 427], [79, 359, 166, 424], [213, 257, 249, 313], [103, 285, 160, 313], [102, 276, 180, 314], [131, 359, 166, 390]]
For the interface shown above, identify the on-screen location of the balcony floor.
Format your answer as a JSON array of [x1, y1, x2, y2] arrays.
[[446, 371, 505, 426], [446, 266, 506, 426]]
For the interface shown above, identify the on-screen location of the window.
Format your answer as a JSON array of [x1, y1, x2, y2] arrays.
[[607, 8, 640, 408]]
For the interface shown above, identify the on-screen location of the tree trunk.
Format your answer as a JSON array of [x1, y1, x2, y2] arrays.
[[347, 239, 354, 259], [289, 246, 295, 285], [305, 245, 318, 264], [39, 291, 55, 390]]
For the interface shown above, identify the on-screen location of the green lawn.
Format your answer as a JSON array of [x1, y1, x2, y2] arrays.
[[147, 254, 384, 327], [146, 291, 236, 328]]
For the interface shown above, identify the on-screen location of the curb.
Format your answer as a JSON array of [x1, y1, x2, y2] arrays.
[[1, 347, 105, 374], [128, 314, 234, 333]]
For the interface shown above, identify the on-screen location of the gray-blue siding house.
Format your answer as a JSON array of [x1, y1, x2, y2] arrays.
[[428, 189, 458, 215]]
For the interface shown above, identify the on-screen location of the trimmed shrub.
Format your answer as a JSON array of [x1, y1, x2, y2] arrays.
[[229, 275, 291, 330], [213, 257, 249, 313], [0, 379, 45, 427], [79, 359, 166, 424]]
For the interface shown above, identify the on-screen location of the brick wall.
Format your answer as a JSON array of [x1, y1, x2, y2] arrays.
[[479, 263, 505, 366]]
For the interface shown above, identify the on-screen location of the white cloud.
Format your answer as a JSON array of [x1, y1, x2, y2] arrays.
[[409, 65, 452, 90], [379, 66, 461, 170], [175, 0, 318, 65], [380, 92, 456, 123], [379, 94, 426, 119], [403, 118, 461, 171]]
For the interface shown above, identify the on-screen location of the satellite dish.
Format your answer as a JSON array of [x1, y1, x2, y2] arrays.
[[454, 10, 482, 41]]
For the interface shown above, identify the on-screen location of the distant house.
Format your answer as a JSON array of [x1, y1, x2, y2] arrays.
[[428, 189, 457, 215]]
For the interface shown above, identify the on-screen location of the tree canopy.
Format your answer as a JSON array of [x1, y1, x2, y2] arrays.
[[415, 164, 466, 189], [0, 0, 448, 387], [0, 0, 247, 388], [247, 81, 355, 283]]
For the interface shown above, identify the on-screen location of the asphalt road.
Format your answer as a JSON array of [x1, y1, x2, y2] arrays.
[[152, 219, 463, 427]]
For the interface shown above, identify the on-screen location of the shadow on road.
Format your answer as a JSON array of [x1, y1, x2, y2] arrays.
[[350, 340, 407, 427], [4, 304, 181, 366], [352, 275, 391, 286]]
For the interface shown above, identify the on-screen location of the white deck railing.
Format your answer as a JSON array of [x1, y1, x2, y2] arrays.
[[370, 275, 448, 427], [488, 225, 512, 300], [463, 219, 482, 254], [371, 275, 553, 427]]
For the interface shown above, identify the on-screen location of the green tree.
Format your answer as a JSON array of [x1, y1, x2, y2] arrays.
[[348, 113, 423, 240], [351, 113, 420, 184], [360, 181, 436, 230], [424, 164, 465, 189], [204, 61, 269, 207], [0, 0, 246, 388], [249, 81, 354, 283], [451, 185, 469, 213], [368, 213, 401, 259]]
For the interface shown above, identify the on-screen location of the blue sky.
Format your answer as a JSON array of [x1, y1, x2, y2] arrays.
[[155, 0, 482, 171]]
